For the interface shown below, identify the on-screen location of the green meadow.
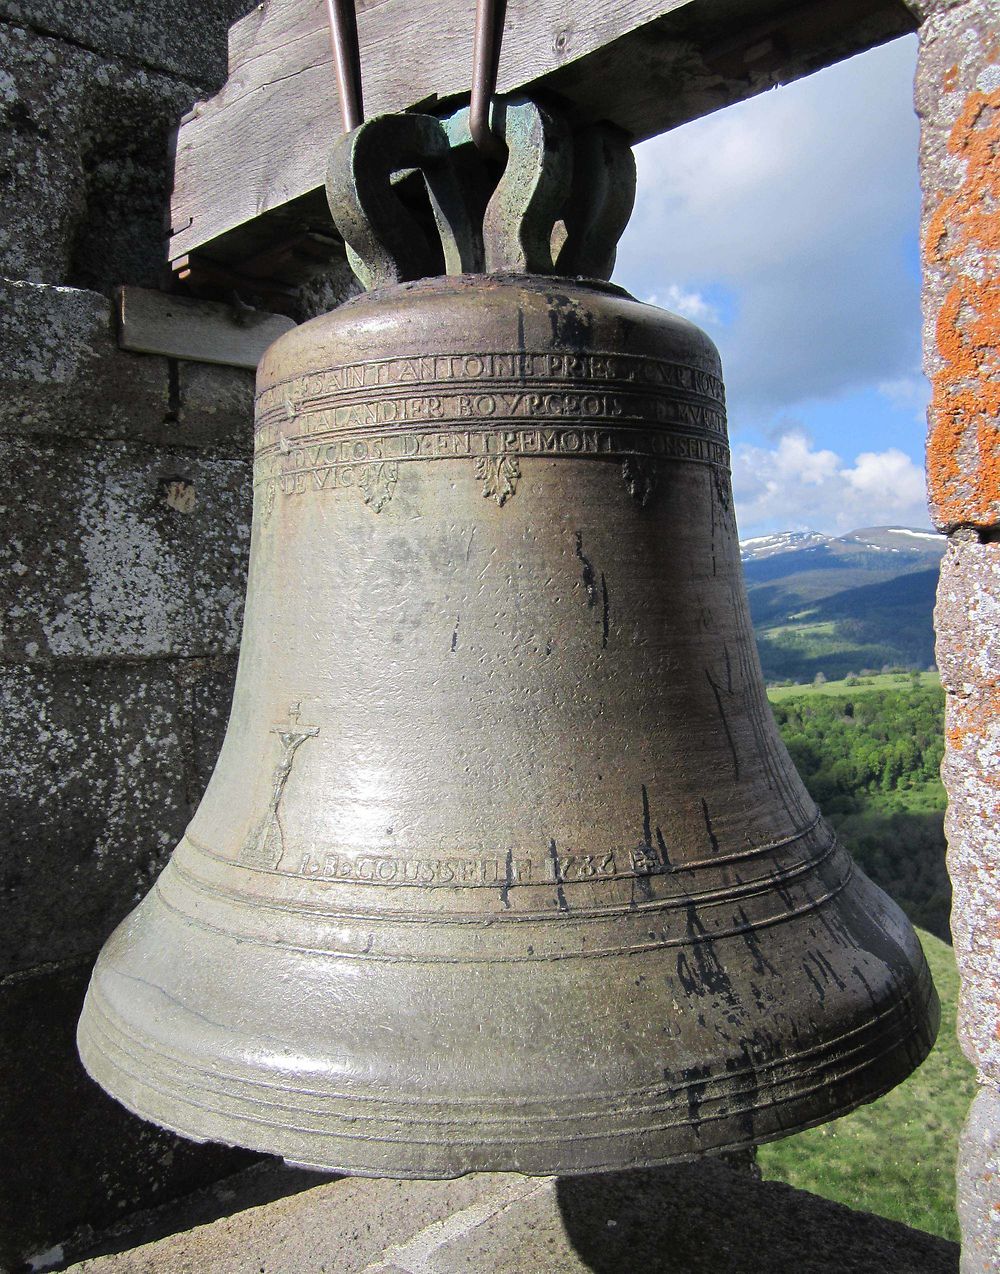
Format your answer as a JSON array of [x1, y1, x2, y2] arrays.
[[757, 677, 968, 1242], [758, 929, 973, 1243], [767, 669, 941, 701]]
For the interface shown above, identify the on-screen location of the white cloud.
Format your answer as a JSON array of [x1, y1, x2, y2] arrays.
[[878, 375, 929, 420], [645, 286, 720, 325], [844, 447, 927, 506], [615, 36, 921, 418], [732, 430, 928, 537]]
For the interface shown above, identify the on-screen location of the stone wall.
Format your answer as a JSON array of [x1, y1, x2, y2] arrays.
[[911, 1, 1000, 1269], [0, 4, 278, 1267]]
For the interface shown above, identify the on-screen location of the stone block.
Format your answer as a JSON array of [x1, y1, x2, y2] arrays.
[[295, 260, 364, 324], [0, 659, 229, 974], [0, 2, 255, 89], [935, 534, 1000, 1079], [935, 533, 1000, 692], [0, 23, 201, 290], [177, 359, 255, 454], [0, 280, 170, 443], [0, 960, 254, 1272], [943, 698, 1000, 1082], [0, 279, 257, 452], [915, 0, 1000, 531], [68, 1159, 959, 1273], [172, 654, 238, 792], [957, 1083, 1000, 1274], [0, 434, 250, 663]]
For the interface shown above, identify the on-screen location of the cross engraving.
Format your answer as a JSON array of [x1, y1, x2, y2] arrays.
[[238, 698, 320, 871]]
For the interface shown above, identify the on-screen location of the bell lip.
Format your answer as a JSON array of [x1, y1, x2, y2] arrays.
[[77, 989, 939, 1179], [76, 1027, 941, 1181], [76, 908, 939, 1180]]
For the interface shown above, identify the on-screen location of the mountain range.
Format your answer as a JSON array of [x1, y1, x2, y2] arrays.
[[739, 527, 946, 683]]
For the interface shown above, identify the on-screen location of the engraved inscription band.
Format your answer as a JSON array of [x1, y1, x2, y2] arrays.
[[255, 350, 727, 428], [253, 349, 730, 505]]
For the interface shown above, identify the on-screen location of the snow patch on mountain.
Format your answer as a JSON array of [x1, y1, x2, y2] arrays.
[[740, 526, 943, 562], [739, 531, 830, 561], [886, 528, 942, 541]]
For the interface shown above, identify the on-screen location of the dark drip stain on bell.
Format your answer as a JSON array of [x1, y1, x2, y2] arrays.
[[78, 94, 937, 1180]]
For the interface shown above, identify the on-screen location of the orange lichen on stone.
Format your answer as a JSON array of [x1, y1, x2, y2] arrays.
[[951, 723, 1000, 767], [924, 84, 1000, 528], [947, 694, 1000, 753], [943, 64, 960, 91]]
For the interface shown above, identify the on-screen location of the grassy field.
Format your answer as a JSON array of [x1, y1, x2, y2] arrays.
[[767, 670, 941, 701], [757, 928, 974, 1242]]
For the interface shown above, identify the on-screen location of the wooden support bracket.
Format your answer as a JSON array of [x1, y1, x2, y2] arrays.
[[117, 287, 297, 370], [168, 0, 917, 289]]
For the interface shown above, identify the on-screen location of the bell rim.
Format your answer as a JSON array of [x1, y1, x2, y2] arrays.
[[77, 888, 939, 1179], [78, 972, 938, 1178]]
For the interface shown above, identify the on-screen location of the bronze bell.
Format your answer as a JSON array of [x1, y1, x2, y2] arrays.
[[78, 99, 937, 1177]]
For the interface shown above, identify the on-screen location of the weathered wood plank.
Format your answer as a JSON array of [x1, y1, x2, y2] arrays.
[[117, 287, 296, 369], [170, 0, 686, 258], [226, 0, 393, 79], [169, 0, 916, 272]]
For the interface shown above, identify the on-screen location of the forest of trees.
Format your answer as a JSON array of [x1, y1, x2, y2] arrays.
[[771, 682, 951, 940]]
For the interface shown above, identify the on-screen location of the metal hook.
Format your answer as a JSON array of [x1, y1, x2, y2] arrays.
[[470, 0, 508, 162], [327, 114, 481, 290], [324, 0, 364, 133]]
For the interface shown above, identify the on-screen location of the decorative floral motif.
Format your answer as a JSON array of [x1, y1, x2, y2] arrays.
[[358, 460, 399, 512], [622, 455, 657, 507], [476, 453, 520, 506]]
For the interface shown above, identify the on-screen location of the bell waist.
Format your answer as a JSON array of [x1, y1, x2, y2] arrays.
[[155, 820, 854, 963]]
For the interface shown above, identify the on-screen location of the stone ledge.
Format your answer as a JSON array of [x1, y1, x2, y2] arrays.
[[0, 3, 253, 89], [69, 1158, 959, 1274], [0, 280, 254, 454]]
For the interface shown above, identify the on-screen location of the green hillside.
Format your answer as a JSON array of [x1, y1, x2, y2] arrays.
[[743, 528, 944, 683], [756, 636, 965, 1242], [768, 679, 950, 940], [758, 928, 974, 1243], [753, 569, 939, 682]]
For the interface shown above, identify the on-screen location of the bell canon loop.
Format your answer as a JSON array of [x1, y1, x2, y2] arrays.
[[77, 99, 938, 1179]]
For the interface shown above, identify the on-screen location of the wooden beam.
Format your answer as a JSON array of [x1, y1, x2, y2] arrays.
[[117, 287, 296, 369], [169, 0, 916, 278]]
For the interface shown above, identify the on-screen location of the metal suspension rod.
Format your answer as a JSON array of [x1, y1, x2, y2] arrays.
[[470, 0, 508, 160], [325, 0, 364, 133]]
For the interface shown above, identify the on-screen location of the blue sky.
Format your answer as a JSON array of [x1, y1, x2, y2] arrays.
[[613, 35, 930, 540]]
